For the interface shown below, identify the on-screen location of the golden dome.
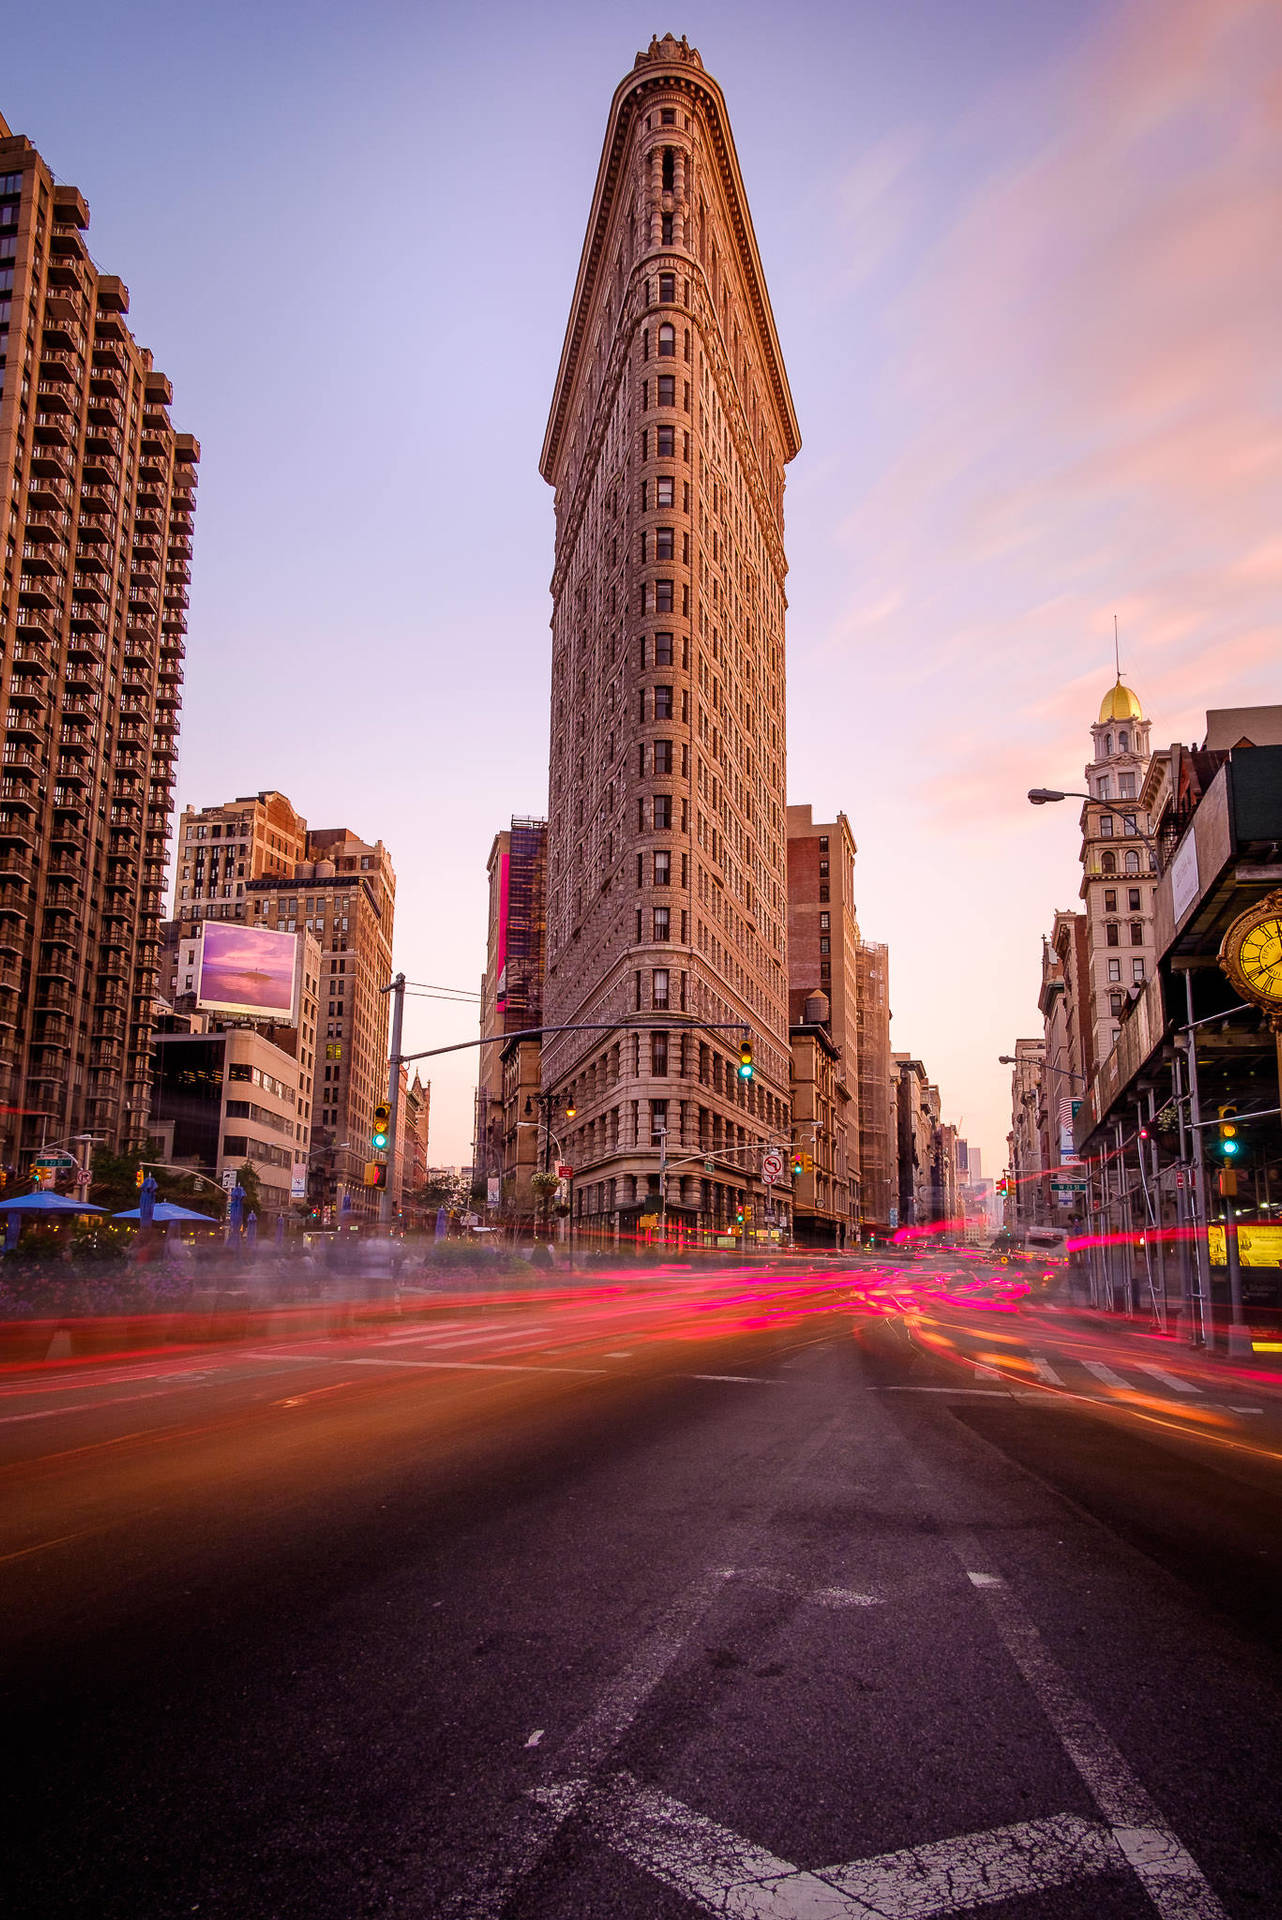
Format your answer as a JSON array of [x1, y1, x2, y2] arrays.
[[1098, 678, 1142, 724]]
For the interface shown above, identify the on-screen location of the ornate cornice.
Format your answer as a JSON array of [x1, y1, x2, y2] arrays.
[[540, 48, 800, 486]]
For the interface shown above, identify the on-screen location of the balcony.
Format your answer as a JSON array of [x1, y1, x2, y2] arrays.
[[83, 420, 123, 458], [29, 442, 75, 481], [27, 472, 73, 511], [35, 383, 77, 416], [34, 410, 76, 449], [87, 394, 125, 430], [15, 611, 58, 647], [52, 224, 90, 263], [22, 542, 68, 576], [18, 574, 60, 611], [0, 852, 36, 885]]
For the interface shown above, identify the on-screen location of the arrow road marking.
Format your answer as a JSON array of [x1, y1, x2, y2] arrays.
[[532, 1773, 1168, 1918]]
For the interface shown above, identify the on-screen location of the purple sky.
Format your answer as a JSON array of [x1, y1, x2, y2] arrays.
[[9, 0, 1280, 1176]]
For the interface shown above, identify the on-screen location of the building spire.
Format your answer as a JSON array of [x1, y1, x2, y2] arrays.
[[1113, 613, 1121, 682]]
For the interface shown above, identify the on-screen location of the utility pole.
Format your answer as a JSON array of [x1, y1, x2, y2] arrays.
[[379, 972, 406, 1228]]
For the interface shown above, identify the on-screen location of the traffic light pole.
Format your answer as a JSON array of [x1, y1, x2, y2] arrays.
[[379, 972, 406, 1228]]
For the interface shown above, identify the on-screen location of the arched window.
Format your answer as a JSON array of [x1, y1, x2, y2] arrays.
[[1124, 849, 1139, 874], [1100, 851, 1116, 875], [1119, 731, 1129, 752], [1104, 733, 1113, 755], [658, 323, 676, 357]]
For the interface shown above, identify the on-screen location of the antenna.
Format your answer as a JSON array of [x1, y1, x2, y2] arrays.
[[1113, 613, 1121, 680]]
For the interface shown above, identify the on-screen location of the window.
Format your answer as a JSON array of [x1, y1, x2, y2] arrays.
[[1100, 851, 1116, 874], [655, 579, 674, 611], [818, 883, 829, 902], [1109, 991, 1125, 1015], [650, 1099, 668, 1144], [1108, 958, 1121, 982], [1104, 889, 1117, 912], [1106, 922, 1120, 947], [656, 425, 675, 457], [654, 850, 671, 885], [818, 836, 828, 852], [662, 148, 675, 191], [658, 323, 676, 357], [654, 631, 674, 664], [651, 1032, 668, 1075], [653, 740, 673, 773], [654, 684, 673, 719], [652, 967, 670, 1009], [228, 1062, 252, 1082], [1132, 959, 1146, 984], [1119, 772, 1136, 798], [656, 476, 674, 508], [659, 272, 675, 302], [653, 794, 672, 829], [1104, 734, 1113, 755], [1130, 921, 1143, 944], [653, 906, 670, 940], [657, 375, 676, 406], [819, 936, 830, 954], [660, 107, 676, 125], [1100, 814, 1114, 837], [1122, 813, 1137, 836], [1124, 849, 1140, 875], [1097, 776, 1111, 799], [661, 213, 674, 244], [655, 526, 674, 559], [819, 911, 830, 930], [1119, 731, 1129, 752], [1128, 888, 1141, 911]]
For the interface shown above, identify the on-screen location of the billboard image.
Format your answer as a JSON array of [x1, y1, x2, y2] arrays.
[[197, 922, 299, 1022]]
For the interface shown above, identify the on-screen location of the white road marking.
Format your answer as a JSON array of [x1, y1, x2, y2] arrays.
[[1135, 1365, 1200, 1395], [382, 1323, 550, 1347], [524, 1729, 544, 1748], [547, 1773, 1164, 1918], [973, 1363, 1002, 1380], [605, 1350, 633, 1358], [958, 1566, 1226, 1916], [1228, 1405, 1264, 1415], [721, 1568, 881, 1608], [967, 1572, 1002, 1587], [1031, 1354, 1066, 1386], [872, 1386, 1007, 1396], [1082, 1361, 1131, 1389]]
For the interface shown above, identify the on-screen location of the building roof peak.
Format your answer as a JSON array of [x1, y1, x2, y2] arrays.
[[1098, 676, 1143, 725], [634, 32, 703, 69]]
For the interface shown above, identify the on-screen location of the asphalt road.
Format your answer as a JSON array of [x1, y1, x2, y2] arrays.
[[5, 1254, 1282, 1919]]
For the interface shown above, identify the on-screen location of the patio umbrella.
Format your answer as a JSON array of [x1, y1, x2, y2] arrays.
[[113, 1200, 219, 1223], [0, 1191, 105, 1213]]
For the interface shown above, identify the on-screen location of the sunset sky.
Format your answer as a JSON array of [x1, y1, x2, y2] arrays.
[[9, 0, 1281, 1175]]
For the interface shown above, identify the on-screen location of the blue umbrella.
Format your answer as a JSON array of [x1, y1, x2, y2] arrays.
[[0, 1191, 104, 1213], [114, 1200, 219, 1223], [139, 1173, 158, 1225], [339, 1191, 352, 1222]]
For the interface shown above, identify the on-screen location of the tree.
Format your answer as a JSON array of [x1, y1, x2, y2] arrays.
[[235, 1161, 263, 1218], [87, 1140, 226, 1220]]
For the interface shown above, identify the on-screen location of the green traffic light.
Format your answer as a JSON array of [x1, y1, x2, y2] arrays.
[[1221, 1138, 1240, 1157], [372, 1129, 389, 1151]]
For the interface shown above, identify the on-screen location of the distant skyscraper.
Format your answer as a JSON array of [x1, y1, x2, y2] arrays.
[[0, 115, 199, 1160], [786, 806, 860, 1242], [1079, 680, 1155, 1066], [474, 817, 547, 1223], [539, 36, 800, 1246]]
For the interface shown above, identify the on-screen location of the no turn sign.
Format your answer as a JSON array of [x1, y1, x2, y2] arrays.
[[762, 1148, 784, 1186]]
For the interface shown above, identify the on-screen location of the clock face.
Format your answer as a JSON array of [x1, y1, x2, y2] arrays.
[[1237, 916, 1282, 1004]]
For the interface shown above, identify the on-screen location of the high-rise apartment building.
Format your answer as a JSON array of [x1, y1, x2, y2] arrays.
[[171, 791, 307, 919], [539, 37, 800, 1246], [1079, 680, 1155, 1066], [0, 116, 198, 1160], [855, 940, 896, 1234], [474, 816, 547, 1220], [786, 805, 859, 1238]]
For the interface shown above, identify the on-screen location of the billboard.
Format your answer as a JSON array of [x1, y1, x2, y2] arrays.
[[197, 922, 300, 1023]]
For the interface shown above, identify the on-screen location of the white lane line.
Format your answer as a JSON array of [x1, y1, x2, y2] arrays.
[[546, 1773, 1150, 1918], [1031, 1354, 1066, 1386], [604, 1351, 633, 1358], [1082, 1361, 1131, 1389], [958, 1564, 1226, 1917], [523, 1729, 544, 1748], [1228, 1405, 1264, 1415], [872, 1386, 1008, 1396], [1135, 1365, 1200, 1395], [345, 1357, 608, 1376], [721, 1567, 882, 1608], [444, 1416, 846, 1920], [382, 1323, 551, 1347]]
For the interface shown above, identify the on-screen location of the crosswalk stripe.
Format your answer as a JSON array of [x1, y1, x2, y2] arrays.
[[1082, 1361, 1130, 1389], [1135, 1364, 1200, 1394], [1031, 1355, 1065, 1386], [974, 1363, 1002, 1380]]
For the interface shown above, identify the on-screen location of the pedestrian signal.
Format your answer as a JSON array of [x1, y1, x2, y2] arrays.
[[364, 1162, 387, 1189], [371, 1103, 391, 1152]]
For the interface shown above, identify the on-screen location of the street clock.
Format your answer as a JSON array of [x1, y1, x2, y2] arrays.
[[1218, 889, 1282, 1014]]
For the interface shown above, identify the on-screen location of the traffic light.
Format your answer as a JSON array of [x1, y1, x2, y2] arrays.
[[735, 1204, 745, 1225], [135, 1167, 145, 1188], [801, 1151, 814, 1173], [1216, 1106, 1240, 1159], [371, 1103, 391, 1152], [364, 1162, 387, 1189], [792, 1151, 804, 1177], [738, 1039, 754, 1081]]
